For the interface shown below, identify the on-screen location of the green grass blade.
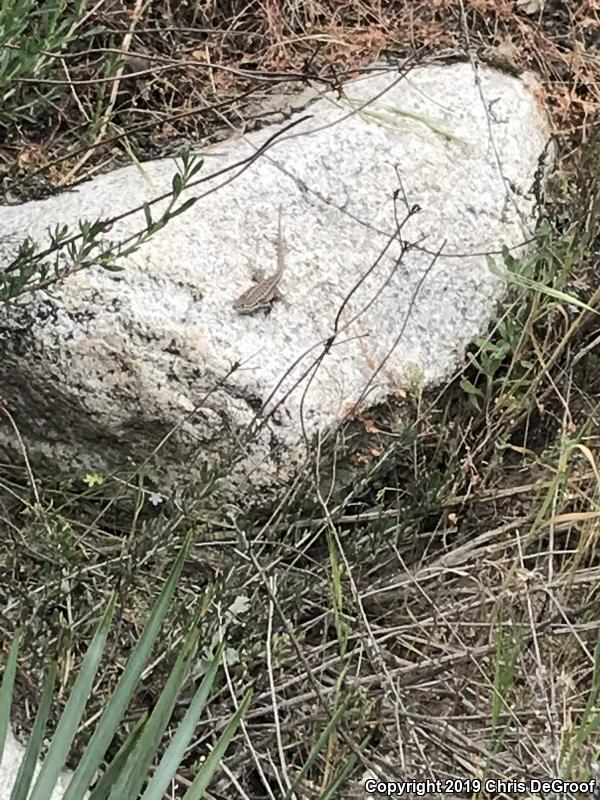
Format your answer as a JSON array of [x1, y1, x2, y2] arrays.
[[140, 642, 224, 800], [283, 701, 347, 800], [0, 629, 21, 760], [563, 627, 600, 774], [63, 532, 194, 800], [491, 625, 519, 734], [87, 714, 148, 800], [28, 594, 116, 800], [10, 662, 58, 800], [107, 628, 199, 799], [318, 734, 371, 800], [488, 258, 600, 315], [182, 689, 252, 800]]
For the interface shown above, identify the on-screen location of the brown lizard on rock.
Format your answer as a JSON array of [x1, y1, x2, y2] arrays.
[[232, 206, 286, 315]]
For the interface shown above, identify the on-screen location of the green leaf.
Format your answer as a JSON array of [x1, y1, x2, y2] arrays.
[[10, 662, 58, 800], [63, 532, 195, 800], [140, 642, 225, 800], [169, 196, 198, 219], [107, 628, 199, 799], [171, 173, 182, 196], [99, 262, 124, 273], [87, 714, 148, 800], [460, 378, 483, 398], [0, 629, 21, 761], [143, 203, 153, 229], [28, 596, 116, 800], [182, 690, 253, 800]]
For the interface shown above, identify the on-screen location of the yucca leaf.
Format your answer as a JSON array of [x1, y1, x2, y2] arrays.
[[0, 629, 21, 761], [10, 662, 58, 800], [28, 594, 116, 800], [140, 642, 225, 800], [106, 627, 199, 799], [63, 532, 194, 800], [182, 689, 252, 800], [87, 714, 148, 800]]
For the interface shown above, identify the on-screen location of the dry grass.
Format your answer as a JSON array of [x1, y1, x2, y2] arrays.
[[2, 1, 599, 196]]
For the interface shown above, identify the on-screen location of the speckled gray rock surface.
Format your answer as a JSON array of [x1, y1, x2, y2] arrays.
[[0, 729, 74, 800], [0, 63, 551, 494]]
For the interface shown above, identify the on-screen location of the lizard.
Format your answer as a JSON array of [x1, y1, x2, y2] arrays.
[[232, 205, 286, 315]]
